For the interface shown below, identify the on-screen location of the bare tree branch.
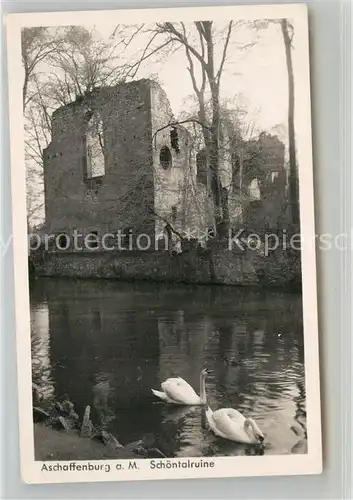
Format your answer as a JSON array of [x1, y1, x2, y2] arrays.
[[122, 33, 173, 80], [156, 22, 208, 70], [216, 21, 233, 84], [152, 119, 211, 146]]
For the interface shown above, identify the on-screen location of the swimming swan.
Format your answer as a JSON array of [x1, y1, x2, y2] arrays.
[[151, 368, 208, 405], [205, 406, 264, 444]]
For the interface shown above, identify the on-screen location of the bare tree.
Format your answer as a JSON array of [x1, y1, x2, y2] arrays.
[[146, 22, 261, 238], [131, 21, 240, 238], [281, 19, 299, 226], [22, 28, 61, 226], [23, 25, 141, 226], [22, 27, 63, 111], [43, 26, 134, 106], [253, 19, 299, 226]]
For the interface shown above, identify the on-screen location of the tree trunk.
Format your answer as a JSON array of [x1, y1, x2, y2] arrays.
[[209, 106, 223, 232], [281, 19, 300, 226], [203, 22, 223, 234]]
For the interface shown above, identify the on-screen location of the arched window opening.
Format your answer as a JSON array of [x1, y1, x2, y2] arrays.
[[249, 178, 261, 200], [84, 113, 105, 181], [196, 150, 207, 185], [160, 146, 172, 170], [271, 171, 279, 182]]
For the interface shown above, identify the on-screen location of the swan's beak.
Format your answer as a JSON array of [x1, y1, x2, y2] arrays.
[[258, 435, 264, 443]]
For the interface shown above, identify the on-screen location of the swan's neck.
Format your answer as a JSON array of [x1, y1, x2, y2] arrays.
[[199, 374, 207, 404], [245, 418, 260, 441], [246, 420, 255, 436]]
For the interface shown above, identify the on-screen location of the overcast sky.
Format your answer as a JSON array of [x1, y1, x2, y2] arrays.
[[136, 22, 290, 134]]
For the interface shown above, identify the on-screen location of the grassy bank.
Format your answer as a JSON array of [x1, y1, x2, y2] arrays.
[[34, 424, 137, 461]]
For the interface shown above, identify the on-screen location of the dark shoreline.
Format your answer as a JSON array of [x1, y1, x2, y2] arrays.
[[34, 424, 138, 461]]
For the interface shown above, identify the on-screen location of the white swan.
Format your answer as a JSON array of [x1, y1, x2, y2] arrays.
[[206, 406, 264, 444], [151, 368, 208, 405], [291, 423, 307, 454]]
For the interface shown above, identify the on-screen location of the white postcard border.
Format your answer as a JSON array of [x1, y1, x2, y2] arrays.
[[5, 3, 322, 484]]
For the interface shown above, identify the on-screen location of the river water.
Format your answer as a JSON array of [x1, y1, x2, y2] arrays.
[[30, 278, 307, 457]]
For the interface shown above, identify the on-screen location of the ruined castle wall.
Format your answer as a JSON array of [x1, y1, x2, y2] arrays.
[[44, 81, 155, 240], [242, 133, 289, 229], [32, 248, 258, 286], [150, 84, 191, 238], [150, 84, 216, 240]]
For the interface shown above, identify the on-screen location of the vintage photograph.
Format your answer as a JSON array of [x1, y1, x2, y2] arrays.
[[7, 4, 321, 482]]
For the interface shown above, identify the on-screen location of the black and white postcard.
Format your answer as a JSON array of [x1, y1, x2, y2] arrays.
[[6, 3, 322, 484]]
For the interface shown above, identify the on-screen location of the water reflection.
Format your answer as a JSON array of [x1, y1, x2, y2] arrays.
[[30, 278, 307, 457], [31, 304, 54, 400]]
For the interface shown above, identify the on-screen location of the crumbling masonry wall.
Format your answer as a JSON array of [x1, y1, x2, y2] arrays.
[[43, 80, 157, 241]]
